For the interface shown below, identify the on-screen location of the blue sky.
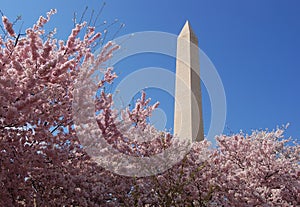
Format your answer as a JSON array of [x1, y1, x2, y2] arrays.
[[1, 0, 300, 143]]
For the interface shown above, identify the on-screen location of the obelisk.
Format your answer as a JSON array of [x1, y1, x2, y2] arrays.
[[174, 21, 204, 142]]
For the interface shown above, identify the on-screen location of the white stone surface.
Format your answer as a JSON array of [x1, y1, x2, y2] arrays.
[[174, 21, 204, 142]]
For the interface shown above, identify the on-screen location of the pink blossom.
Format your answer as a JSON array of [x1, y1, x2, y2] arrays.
[[2, 16, 15, 37]]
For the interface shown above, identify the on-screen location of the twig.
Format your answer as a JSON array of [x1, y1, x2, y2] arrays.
[[111, 23, 125, 40], [93, 2, 106, 26], [73, 12, 77, 27], [88, 9, 94, 27], [79, 6, 88, 24]]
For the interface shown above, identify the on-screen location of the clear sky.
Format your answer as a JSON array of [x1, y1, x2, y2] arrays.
[[1, 0, 300, 143]]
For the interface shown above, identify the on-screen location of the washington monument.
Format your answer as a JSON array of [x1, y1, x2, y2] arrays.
[[174, 21, 204, 142]]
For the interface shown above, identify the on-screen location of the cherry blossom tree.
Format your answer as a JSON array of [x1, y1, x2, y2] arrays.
[[209, 128, 300, 206], [126, 128, 299, 207], [0, 9, 133, 206], [0, 10, 299, 206]]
